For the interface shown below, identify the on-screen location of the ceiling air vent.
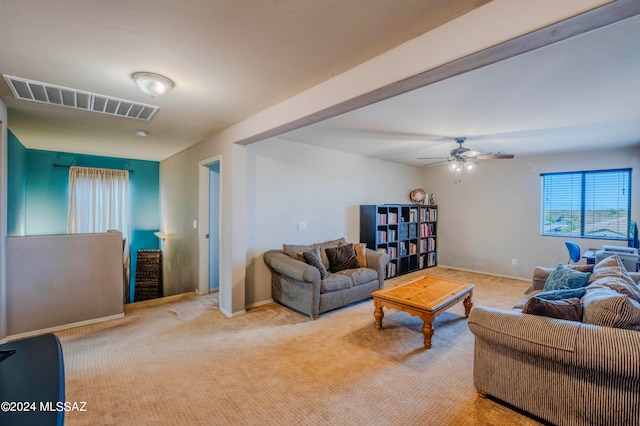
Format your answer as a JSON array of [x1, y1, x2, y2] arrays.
[[3, 75, 159, 121]]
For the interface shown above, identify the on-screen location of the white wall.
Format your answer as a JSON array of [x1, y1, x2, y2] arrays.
[[245, 138, 422, 306], [423, 147, 640, 279]]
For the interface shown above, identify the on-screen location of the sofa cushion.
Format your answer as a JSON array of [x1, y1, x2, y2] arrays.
[[589, 254, 636, 286], [543, 264, 591, 291], [321, 273, 353, 293], [523, 296, 583, 322], [589, 277, 640, 302], [326, 244, 359, 273], [582, 286, 640, 330], [336, 267, 378, 286], [302, 248, 329, 280]]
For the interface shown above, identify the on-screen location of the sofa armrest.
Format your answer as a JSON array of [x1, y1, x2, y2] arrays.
[[469, 306, 640, 378], [365, 248, 390, 288], [263, 250, 320, 283], [530, 266, 554, 292]]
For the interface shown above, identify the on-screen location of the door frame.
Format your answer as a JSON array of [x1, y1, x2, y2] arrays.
[[198, 155, 222, 296]]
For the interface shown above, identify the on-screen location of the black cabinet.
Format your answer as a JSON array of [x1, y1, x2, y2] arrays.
[[360, 204, 437, 279]]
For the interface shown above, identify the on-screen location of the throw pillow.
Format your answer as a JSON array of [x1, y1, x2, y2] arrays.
[[523, 296, 583, 322], [325, 243, 359, 273], [543, 264, 591, 291], [582, 286, 640, 330], [339, 241, 367, 268], [589, 254, 636, 287], [302, 248, 329, 280], [536, 287, 587, 301]]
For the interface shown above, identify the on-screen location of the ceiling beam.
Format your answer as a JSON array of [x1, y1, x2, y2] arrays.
[[236, 0, 640, 146]]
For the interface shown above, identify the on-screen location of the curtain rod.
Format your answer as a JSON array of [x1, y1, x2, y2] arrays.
[[52, 164, 134, 173]]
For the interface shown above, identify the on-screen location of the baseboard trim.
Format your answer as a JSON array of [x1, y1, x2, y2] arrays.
[[220, 307, 246, 318], [5, 313, 125, 342], [436, 264, 529, 283], [246, 298, 274, 309]]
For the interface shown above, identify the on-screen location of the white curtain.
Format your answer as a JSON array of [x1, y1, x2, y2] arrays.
[[67, 166, 130, 283]]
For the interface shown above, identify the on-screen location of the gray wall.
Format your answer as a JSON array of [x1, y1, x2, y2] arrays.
[[6, 232, 124, 338], [422, 147, 640, 279]]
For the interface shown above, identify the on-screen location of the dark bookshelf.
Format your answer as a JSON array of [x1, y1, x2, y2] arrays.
[[360, 204, 437, 279]]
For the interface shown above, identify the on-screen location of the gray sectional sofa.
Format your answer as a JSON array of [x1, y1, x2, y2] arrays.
[[468, 255, 640, 425], [263, 238, 389, 319]]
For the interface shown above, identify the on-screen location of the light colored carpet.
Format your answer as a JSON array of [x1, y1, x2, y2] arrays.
[[56, 267, 543, 425]]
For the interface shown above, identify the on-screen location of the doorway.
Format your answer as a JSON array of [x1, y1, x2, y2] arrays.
[[197, 156, 222, 298], [208, 162, 220, 291]]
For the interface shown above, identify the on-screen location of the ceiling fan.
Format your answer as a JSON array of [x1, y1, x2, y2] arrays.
[[418, 137, 514, 171]]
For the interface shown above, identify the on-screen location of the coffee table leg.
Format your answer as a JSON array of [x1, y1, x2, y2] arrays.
[[422, 321, 434, 349], [463, 293, 473, 318], [374, 304, 384, 330]]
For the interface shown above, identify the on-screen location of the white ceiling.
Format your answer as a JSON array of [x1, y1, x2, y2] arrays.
[[0, 0, 489, 161], [279, 12, 640, 167]]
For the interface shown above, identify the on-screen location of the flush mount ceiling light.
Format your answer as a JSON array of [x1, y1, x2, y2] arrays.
[[131, 72, 174, 98]]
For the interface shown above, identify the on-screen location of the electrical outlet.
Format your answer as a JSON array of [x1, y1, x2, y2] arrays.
[[512, 258, 518, 265]]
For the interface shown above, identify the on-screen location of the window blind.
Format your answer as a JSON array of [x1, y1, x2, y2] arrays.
[[541, 168, 631, 239]]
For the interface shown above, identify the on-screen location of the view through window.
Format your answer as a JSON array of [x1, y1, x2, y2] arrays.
[[541, 168, 631, 240]]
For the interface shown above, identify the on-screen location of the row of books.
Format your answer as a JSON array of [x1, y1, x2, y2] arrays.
[[377, 229, 398, 243], [399, 242, 419, 256], [377, 212, 399, 225], [420, 223, 436, 237], [419, 237, 436, 252], [418, 253, 438, 269], [386, 262, 397, 278], [420, 208, 437, 222], [380, 239, 434, 256]]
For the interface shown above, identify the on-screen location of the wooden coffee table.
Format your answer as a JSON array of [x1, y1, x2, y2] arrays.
[[372, 275, 475, 349]]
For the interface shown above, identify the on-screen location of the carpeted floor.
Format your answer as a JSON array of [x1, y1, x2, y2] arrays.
[[56, 267, 543, 425]]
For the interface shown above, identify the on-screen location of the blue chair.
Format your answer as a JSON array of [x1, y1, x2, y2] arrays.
[[565, 241, 581, 264]]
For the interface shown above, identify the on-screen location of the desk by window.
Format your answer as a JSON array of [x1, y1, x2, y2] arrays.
[[583, 248, 597, 265]]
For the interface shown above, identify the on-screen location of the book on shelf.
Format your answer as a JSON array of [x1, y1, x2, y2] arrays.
[[386, 262, 397, 278], [378, 213, 387, 224], [388, 229, 397, 242], [388, 212, 398, 224], [389, 246, 397, 259], [409, 242, 417, 254]]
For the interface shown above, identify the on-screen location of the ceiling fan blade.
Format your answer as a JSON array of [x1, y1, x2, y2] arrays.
[[423, 159, 450, 166], [476, 153, 515, 160]]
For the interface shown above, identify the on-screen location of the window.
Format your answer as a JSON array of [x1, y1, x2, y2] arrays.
[[67, 166, 130, 237], [541, 168, 631, 239]]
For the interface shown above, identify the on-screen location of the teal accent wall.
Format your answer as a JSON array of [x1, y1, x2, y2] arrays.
[[7, 130, 26, 236], [7, 138, 160, 303]]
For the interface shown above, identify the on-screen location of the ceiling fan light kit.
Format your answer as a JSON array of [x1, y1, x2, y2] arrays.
[[418, 136, 514, 172], [131, 72, 175, 98]]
